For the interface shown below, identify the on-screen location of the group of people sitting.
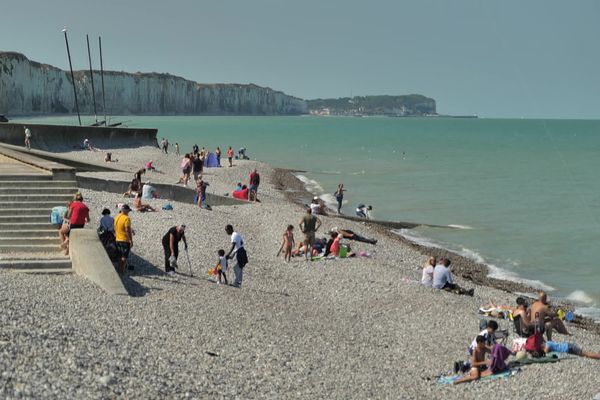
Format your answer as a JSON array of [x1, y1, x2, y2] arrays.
[[122, 169, 159, 212], [452, 291, 599, 384], [231, 169, 261, 202], [421, 256, 474, 296]]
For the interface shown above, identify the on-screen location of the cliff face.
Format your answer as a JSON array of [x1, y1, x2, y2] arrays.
[[0, 52, 307, 116]]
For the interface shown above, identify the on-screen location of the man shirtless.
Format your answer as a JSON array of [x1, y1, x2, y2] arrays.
[[530, 291, 570, 340], [454, 336, 492, 384]]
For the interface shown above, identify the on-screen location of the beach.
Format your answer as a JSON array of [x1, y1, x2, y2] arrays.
[[2, 144, 600, 399]]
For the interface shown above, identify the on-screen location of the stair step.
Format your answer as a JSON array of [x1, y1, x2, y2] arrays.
[[0, 222, 56, 230], [1, 259, 72, 270], [0, 237, 61, 245], [2, 252, 70, 260], [0, 201, 69, 209], [0, 187, 78, 195], [0, 208, 54, 216], [0, 175, 52, 181], [15, 268, 73, 275], [0, 180, 77, 188], [0, 194, 74, 202], [10, 229, 59, 238], [0, 244, 62, 253], [0, 215, 50, 223]]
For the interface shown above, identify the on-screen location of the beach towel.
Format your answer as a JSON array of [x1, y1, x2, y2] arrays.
[[437, 368, 521, 385]]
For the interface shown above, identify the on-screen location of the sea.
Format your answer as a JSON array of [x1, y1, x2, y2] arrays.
[[17, 115, 600, 320]]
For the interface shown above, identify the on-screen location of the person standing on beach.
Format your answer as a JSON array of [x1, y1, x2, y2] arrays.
[[299, 208, 321, 260], [160, 138, 166, 153], [192, 154, 203, 182], [215, 147, 222, 166], [196, 176, 209, 209], [175, 142, 180, 156], [334, 184, 345, 214], [225, 224, 248, 287], [249, 169, 260, 201], [227, 146, 234, 167], [164, 139, 169, 154], [162, 225, 187, 276], [24, 126, 31, 150], [114, 204, 133, 273]]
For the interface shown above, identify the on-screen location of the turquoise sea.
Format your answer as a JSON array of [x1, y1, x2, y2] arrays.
[[19, 115, 600, 320]]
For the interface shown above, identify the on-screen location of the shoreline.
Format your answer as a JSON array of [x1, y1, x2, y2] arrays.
[[273, 167, 600, 335]]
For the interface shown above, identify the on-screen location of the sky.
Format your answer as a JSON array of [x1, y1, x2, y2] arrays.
[[1, 0, 599, 118]]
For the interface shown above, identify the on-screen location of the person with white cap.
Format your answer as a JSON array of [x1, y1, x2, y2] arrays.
[[162, 224, 188, 276], [114, 204, 133, 273]]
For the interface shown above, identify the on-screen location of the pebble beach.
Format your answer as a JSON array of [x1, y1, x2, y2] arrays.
[[2, 145, 600, 399]]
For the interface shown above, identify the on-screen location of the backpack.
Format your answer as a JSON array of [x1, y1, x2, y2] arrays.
[[524, 331, 544, 357], [51, 206, 68, 225]]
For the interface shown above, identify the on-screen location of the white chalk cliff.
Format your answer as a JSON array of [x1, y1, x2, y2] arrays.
[[0, 52, 307, 116]]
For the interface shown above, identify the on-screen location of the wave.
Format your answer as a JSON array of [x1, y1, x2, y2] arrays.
[[567, 290, 595, 304], [574, 307, 600, 323], [294, 174, 324, 193], [447, 224, 474, 230]]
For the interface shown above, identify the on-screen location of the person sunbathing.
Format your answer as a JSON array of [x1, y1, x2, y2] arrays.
[[331, 227, 377, 245], [133, 192, 156, 212], [543, 339, 600, 360]]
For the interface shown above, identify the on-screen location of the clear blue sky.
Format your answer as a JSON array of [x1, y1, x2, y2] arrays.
[[1, 0, 599, 118]]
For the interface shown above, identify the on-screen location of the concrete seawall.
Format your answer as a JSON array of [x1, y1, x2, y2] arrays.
[[0, 122, 157, 151], [77, 175, 248, 207]]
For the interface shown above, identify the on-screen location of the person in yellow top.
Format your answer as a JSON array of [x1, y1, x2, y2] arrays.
[[114, 204, 133, 273]]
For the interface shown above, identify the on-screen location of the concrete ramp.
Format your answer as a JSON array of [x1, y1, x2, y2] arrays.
[[69, 229, 128, 296]]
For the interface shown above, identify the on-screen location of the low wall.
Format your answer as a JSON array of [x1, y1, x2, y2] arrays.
[[77, 175, 248, 207], [0, 122, 158, 152], [69, 229, 128, 296]]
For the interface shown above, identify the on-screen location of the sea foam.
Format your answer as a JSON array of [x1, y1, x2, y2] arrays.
[[567, 290, 594, 304]]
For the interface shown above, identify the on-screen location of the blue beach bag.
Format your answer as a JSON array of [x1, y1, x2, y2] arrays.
[[50, 206, 68, 225]]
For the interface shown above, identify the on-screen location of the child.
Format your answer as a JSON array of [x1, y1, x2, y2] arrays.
[[454, 335, 493, 384], [468, 320, 498, 355], [278, 225, 295, 262], [216, 249, 228, 285]]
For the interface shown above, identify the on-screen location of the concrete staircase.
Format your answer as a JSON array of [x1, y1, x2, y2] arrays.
[[0, 174, 78, 273]]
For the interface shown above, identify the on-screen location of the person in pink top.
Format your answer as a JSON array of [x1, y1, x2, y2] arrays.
[[145, 160, 156, 172], [227, 146, 234, 167], [329, 232, 341, 256]]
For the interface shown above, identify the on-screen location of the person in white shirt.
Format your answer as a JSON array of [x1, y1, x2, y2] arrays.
[[421, 256, 436, 287], [432, 258, 474, 296], [142, 181, 158, 200], [225, 224, 248, 288]]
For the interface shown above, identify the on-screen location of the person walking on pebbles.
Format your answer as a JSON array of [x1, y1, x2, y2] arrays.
[[162, 224, 187, 276], [114, 204, 133, 273], [225, 224, 248, 287]]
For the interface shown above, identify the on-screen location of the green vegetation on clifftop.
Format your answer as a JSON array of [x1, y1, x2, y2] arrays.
[[307, 95, 436, 116]]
